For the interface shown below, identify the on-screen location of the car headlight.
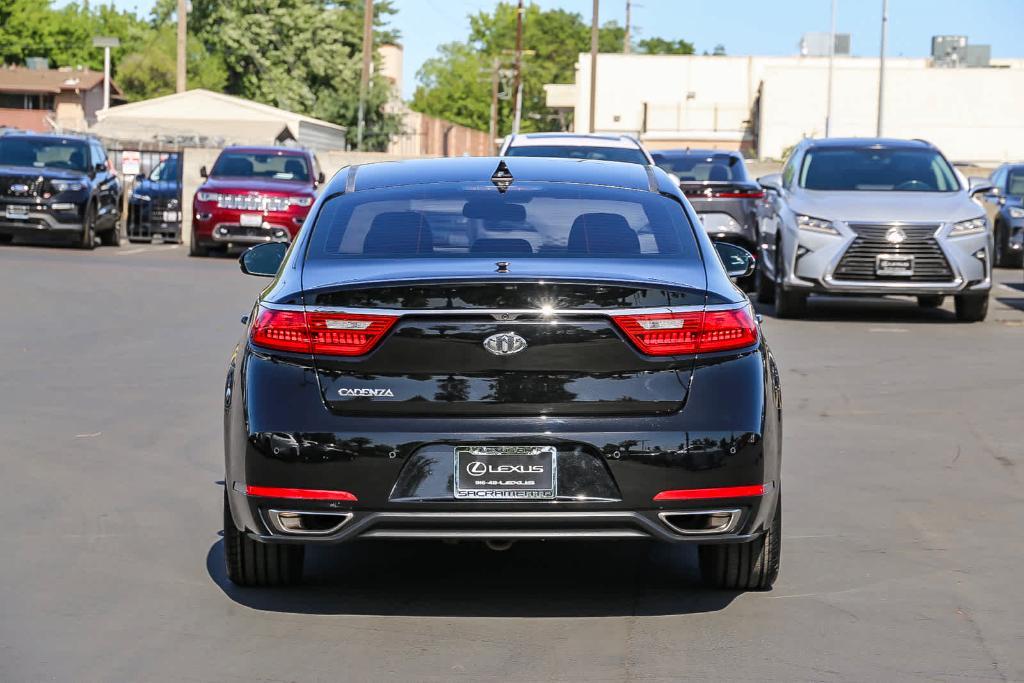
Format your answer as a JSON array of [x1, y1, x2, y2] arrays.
[[796, 214, 839, 235], [1008, 207, 1024, 219], [290, 196, 314, 207], [51, 180, 85, 193], [197, 191, 220, 202], [949, 217, 987, 237]]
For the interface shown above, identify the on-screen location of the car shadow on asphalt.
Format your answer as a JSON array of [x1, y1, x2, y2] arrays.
[[206, 538, 740, 617], [753, 297, 962, 324]]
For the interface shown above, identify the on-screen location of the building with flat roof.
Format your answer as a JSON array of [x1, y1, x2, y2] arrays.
[[547, 53, 1024, 163]]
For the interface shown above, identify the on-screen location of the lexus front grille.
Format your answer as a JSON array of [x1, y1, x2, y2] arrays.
[[833, 223, 954, 282]]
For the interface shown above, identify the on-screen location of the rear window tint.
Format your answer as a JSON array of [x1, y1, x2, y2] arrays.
[[307, 182, 698, 260], [505, 145, 649, 165], [652, 153, 748, 182]]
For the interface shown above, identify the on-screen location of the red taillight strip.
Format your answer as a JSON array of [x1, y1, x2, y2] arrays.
[[246, 485, 358, 501], [653, 484, 765, 501]]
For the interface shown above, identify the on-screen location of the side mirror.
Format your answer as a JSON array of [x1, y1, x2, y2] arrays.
[[95, 162, 107, 173], [239, 242, 288, 277], [134, 172, 146, 181], [714, 242, 756, 280], [968, 176, 995, 196], [758, 173, 783, 193], [317, 171, 326, 185], [199, 165, 208, 178]]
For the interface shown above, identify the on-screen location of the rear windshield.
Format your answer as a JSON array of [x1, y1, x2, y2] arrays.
[[307, 182, 698, 260], [652, 153, 748, 182], [505, 145, 649, 165], [0, 137, 89, 172], [799, 147, 960, 192], [211, 151, 309, 181]]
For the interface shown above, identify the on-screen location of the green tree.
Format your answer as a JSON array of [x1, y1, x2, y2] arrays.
[[636, 37, 695, 55], [411, 3, 696, 135], [186, 0, 401, 150], [116, 29, 227, 102], [0, 1, 151, 73]]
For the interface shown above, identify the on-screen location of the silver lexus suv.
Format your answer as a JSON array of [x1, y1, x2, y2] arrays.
[[756, 138, 993, 321]]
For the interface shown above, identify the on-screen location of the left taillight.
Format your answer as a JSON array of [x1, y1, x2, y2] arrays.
[[250, 307, 398, 356], [612, 305, 758, 356]]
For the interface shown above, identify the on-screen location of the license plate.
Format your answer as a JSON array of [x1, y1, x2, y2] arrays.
[[239, 213, 263, 227], [876, 254, 914, 276], [5, 205, 28, 220], [454, 446, 556, 500], [162, 210, 180, 222]]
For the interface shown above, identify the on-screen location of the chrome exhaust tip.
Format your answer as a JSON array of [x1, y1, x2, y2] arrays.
[[267, 509, 352, 536], [484, 539, 515, 552], [658, 509, 742, 535]]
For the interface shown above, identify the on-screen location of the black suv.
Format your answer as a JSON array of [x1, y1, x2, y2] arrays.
[[0, 132, 121, 249]]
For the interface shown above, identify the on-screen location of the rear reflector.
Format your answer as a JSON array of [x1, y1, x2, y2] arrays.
[[612, 306, 757, 356], [250, 307, 397, 356], [246, 485, 358, 501], [653, 484, 764, 501]]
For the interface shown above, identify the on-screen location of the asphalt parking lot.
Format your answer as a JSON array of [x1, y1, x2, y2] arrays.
[[1, 242, 1022, 682]]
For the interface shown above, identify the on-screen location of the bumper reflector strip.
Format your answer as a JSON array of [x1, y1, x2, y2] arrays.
[[653, 484, 765, 501], [246, 485, 358, 501]]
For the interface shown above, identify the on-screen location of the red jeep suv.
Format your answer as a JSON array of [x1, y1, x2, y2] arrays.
[[190, 146, 324, 256]]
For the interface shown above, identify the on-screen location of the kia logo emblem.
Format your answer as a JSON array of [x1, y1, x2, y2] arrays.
[[482, 331, 528, 356], [466, 461, 488, 476]]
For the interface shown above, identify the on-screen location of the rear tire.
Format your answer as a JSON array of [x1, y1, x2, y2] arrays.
[[917, 294, 945, 308], [699, 496, 781, 591], [774, 286, 807, 319], [954, 293, 989, 322], [223, 492, 304, 587]]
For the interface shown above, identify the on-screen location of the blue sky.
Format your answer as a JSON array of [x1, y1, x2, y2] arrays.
[[67, 0, 1024, 98]]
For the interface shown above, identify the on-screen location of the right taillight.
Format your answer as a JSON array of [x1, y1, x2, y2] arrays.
[[612, 306, 758, 356], [250, 307, 398, 356]]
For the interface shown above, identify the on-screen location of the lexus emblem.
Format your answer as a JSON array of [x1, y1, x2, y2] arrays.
[[466, 461, 488, 476], [10, 184, 29, 194], [483, 331, 528, 356], [885, 226, 907, 244]]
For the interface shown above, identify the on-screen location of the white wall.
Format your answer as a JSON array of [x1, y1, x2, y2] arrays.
[[568, 53, 1024, 163]]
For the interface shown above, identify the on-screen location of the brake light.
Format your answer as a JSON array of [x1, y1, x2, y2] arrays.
[[713, 190, 764, 199], [653, 484, 764, 501], [250, 307, 398, 356], [246, 485, 358, 501], [612, 306, 757, 356]]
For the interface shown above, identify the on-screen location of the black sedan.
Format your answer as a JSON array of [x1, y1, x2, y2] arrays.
[[223, 156, 782, 591]]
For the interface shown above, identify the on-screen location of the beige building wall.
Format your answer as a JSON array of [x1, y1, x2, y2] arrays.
[[567, 53, 1024, 162]]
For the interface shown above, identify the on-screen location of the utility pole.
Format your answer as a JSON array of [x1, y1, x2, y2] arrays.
[[511, 0, 525, 134], [623, 0, 631, 54], [588, 0, 599, 133], [356, 0, 374, 151], [176, 0, 187, 93], [876, 0, 888, 136], [92, 37, 119, 110], [825, 0, 836, 137], [489, 57, 500, 151]]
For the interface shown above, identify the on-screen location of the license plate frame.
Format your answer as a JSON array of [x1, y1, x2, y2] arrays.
[[876, 253, 914, 277], [239, 213, 263, 228], [5, 205, 28, 220], [454, 445, 556, 500]]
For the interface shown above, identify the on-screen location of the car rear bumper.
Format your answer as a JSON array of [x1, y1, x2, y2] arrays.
[[224, 344, 782, 546], [232, 504, 774, 545]]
